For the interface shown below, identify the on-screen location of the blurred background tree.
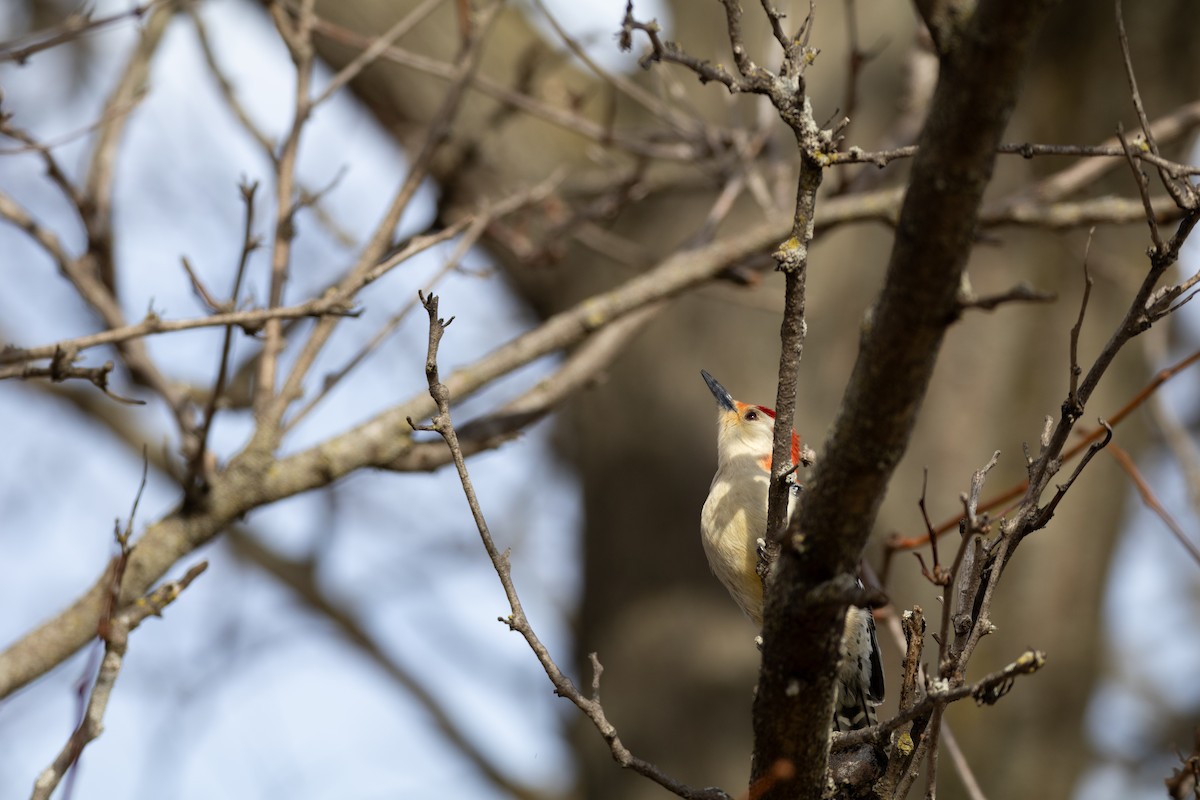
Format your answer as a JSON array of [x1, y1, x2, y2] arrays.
[[1, 1, 1199, 798]]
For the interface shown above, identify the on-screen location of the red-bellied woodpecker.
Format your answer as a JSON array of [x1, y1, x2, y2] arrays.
[[699, 369, 885, 732]]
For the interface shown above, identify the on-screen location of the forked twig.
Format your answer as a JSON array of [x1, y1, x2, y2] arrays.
[[31, 457, 205, 800]]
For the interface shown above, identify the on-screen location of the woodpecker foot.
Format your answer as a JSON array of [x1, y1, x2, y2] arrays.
[[755, 537, 780, 581]]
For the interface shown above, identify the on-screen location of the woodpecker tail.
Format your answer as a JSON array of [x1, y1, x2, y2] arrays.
[[833, 679, 878, 732], [834, 596, 884, 732]]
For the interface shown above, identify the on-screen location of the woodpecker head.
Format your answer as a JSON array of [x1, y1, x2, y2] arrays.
[[701, 370, 800, 473]]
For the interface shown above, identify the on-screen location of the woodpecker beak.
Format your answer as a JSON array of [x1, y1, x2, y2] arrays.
[[701, 370, 736, 412]]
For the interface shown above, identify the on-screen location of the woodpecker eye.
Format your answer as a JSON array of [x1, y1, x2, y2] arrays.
[[744, 410, 758, 421]]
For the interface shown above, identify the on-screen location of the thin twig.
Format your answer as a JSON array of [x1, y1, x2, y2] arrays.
[[387, 303, 660, 472], [914, 468, 947, 585], [957, 282, 1056, 313], [1067, 229, 1095, 413], [1, 295, 358, 367], [937, 453, 999, 676], [267, 1, 504, 435], [834, 649, 1047, 751], [409, 293, 730, 800], [0, 355, 140, 404], [1107, 443, 1200, 568], [826, 140, 1200, 177], [284, 172, 565, 431], [529, 0, 697, 135], [0, 2, 161, 63], [187, 5, 276, 157], [187, 181, 262, 495], [994, 100, 1200, 215], [891, 346, 1200, 551], [1144, 336, 1200, 513], [940, 723, 988, 800], [187, 6, 359, 249], [1117, 123, 1163, 253], [0, 120, 85, 210], [311, 0, 446, 108], [32, 463, 201, 800], [29, 1, 195, 428], [256, 0, 319, 420], [1114, 0, 1195, 209]]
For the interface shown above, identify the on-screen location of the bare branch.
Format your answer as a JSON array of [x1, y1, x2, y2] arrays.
[[1107, 443, 1200, 568], [285, 171, 565, 431], [386, 303, 660, 472], [1067, 230, 1095, 412], [264, 1, 504, 437], [620, 7, 743, 93], [0, 119, 85, 211], [892, 345, 1200, 551], [993, 100, 1200, 213], [828, 139, 1200, 178], [313, 0, 445, 108], [0, 351, 138, 403], [0, 2, 161, 64], [957, 281, 1056, 314], [1144, 336, 1200, 514], [0, 188, 76, 269], [0, 296, 359, 368], [255, 0, 319, 420], [410, 293, 730, 800], [940, 725, 989, 800], [29, 560, 206, 800], [82, 0, 174, 294], [1117, 123, 1164, 253], [186, 182, 263, 494], [834, 649, 1047, 751], [0, 203, 786, 701], [1115, 0, 1197, 209]]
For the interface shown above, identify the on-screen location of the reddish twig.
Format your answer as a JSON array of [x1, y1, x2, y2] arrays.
[[1107, 443, 1200, 567], [889, 346, 1200, 550]]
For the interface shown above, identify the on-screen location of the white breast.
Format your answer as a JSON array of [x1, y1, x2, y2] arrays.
[[700, 467, 772, 623]]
